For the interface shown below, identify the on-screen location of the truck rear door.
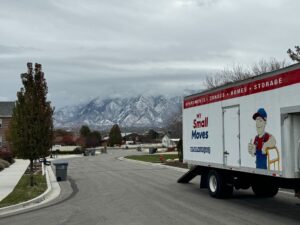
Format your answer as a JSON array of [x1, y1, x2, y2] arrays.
[[281, 111, 300, 178], [223, 105, 241, 167]]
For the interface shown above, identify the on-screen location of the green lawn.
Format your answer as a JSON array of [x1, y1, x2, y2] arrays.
[[125, 154, 179, 163], [0, 173, 47, 208]]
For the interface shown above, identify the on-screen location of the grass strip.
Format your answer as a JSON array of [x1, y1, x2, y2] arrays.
[[0, 173, 47, 208], [125, 154, 178, 163]]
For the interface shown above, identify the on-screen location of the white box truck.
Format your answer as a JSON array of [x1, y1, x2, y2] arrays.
[[178, 63, 300, 198]]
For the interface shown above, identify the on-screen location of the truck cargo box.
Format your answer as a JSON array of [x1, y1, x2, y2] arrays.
[[183, 63, 300, 179]]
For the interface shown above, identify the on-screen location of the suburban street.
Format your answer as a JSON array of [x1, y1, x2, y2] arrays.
[[0, 149, 299, 225]]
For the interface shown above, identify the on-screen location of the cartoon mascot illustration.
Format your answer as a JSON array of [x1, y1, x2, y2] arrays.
[[248, 108, 276, 169]]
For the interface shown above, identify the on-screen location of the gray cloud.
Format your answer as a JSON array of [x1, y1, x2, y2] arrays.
[[0, 0, 299, 108]]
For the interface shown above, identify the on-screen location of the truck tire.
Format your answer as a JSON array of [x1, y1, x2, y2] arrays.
[[252, 182, 278, 197], [207, 170, 233, 198]]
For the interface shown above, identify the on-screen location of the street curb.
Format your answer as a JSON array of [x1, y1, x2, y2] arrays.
[[0, 165, 61, 216], [118, 156, 189, 173]]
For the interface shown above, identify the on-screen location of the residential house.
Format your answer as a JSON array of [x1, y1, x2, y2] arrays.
[[122, 132, 142, 144], [0, 102, 15, 151], [141, 129, 163, 143], [100, 136, 109, 147], [162, 133, 180, 148]]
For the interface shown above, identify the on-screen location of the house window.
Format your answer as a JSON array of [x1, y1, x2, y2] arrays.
[[0, 119, 2, 128], [0, 136, 2, 147]]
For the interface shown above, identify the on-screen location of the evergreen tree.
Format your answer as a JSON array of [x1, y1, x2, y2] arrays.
[[108, 124, 122, 147], [80, 125, 91, 137], [10, 63, 53, 186], [86, 131, 101, 147], [79, 125, 101, 147], [148, 129, 159, 139]]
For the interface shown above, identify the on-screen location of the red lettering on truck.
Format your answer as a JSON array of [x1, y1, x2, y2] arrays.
[[193, 117, 208, 128]]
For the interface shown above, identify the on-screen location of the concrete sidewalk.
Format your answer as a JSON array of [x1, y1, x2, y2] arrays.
[[0, 163, 61, 216], [0, 155, 77, 216], [0, 159, 30, 202], [0, 154, 79, 203]]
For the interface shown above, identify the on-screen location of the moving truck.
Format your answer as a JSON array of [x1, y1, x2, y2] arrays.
[[178, 63, 300, 198]]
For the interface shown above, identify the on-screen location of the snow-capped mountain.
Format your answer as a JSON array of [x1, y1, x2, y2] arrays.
[[54, 95, 183, 129]]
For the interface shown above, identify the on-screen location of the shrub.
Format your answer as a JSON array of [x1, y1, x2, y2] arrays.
[[0, 162, 4, 171], [55, 149, 83, 155], [167, 147, 176, 152], [73, 147, 83, 154], [0, 159, 10, 168], [0, 150, 14, 164]]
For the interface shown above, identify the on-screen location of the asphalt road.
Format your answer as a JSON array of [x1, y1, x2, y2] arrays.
[[0, 150, 299, 225]]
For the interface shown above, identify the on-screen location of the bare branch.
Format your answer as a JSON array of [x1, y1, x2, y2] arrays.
[[251, 58, 287, 75], [203, 58, 288, 90]]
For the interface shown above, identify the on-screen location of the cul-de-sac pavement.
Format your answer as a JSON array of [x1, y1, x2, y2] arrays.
[[0, 149, 299, 225]]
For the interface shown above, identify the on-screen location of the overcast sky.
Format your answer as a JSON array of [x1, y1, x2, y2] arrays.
[[0, 0, 299, 108]]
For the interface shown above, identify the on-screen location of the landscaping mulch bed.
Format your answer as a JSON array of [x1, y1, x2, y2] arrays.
[[25, 163, 42, 175], [163, 161, 188, 169]]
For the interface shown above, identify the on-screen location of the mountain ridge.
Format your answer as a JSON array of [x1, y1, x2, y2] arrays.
[[54, 94, 183, 130]]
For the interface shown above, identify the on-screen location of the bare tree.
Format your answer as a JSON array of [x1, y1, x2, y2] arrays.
[[204, 58, 288, 89], [204, 64, 251, 89], [205, 74, 223, 89], [251, 58, 287, 75], [287, 46, 300, 62], [164, 105, 182, 139], [223, 64, 252, 83]]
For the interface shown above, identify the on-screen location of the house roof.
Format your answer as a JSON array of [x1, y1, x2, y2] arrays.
[[121, 132, 132, 137], [0, 102, 15, 117]]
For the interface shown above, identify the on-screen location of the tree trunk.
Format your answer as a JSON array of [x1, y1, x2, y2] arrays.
[[30, 159, 34, 186]]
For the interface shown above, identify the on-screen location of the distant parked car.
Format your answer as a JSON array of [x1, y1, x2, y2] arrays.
[[52, 145, 62, 152], [51, 145, 81, 152]]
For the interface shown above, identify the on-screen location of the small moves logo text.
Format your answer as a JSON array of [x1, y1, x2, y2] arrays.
[[193, 113, 208, 128], [192, 130, 208, 139], [192, 113, 209, 139]]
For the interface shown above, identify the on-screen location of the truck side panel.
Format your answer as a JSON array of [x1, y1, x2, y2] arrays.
[[183, 102, 223, 166], [183, 66, 300, 179]]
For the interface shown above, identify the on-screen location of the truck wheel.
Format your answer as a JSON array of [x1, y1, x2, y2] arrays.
[[208, 170, 233, 198], [252, 183, 278, 197]]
